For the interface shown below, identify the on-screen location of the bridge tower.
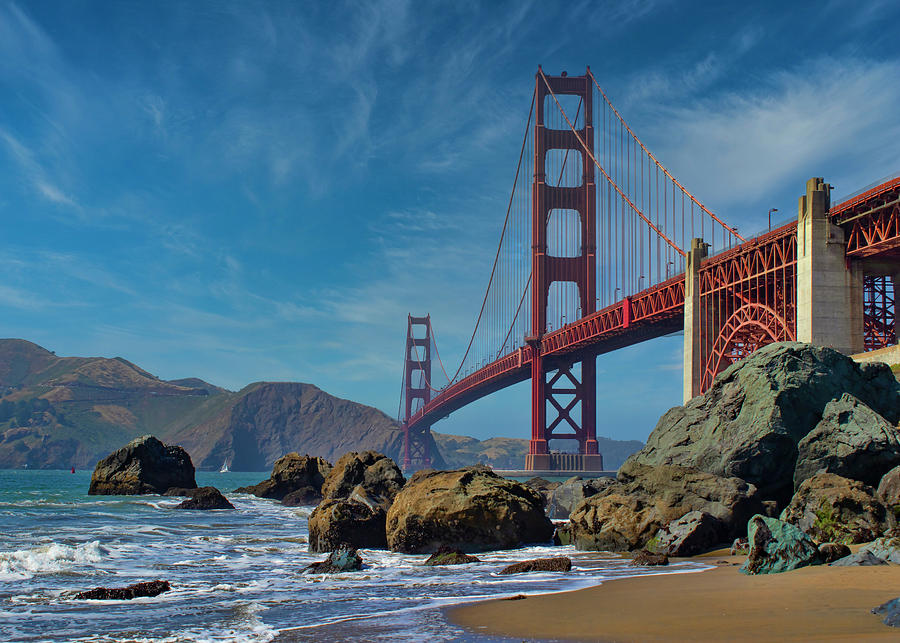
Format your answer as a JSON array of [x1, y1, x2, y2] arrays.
[[526, 68, 603, 472], [401, 314, 433, 471]]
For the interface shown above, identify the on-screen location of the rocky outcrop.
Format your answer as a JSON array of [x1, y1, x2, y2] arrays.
[[175, 486, 234, 510], [304, 546, 363, 574], [626, 343, 900, 501], [568, 462, 762, 552], [779, 473, 894, 544], [307, 452, 405, 552], [424, 547, 481, 566], [878, 466, 900, 508], [793, 393, 900, 489], [319, 451, 405, 502], [650, 510, 723, 557], [498, 557, 571, 574], [88, 435, 196, 495], [386, 467, 553, 553], [234, 453, 332, 503], [545, 476, 615, 520], [74, 580, 171, 600], [740, 515, 821, 575]]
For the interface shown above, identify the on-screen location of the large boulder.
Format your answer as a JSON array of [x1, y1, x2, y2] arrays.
[[780, 473, 895, 544], [498, 557, 571, 575], [649, 510, 723, 557], [740, 515, 822, 575], [626, 343, 900, 501], [385, 467, 553, 553], [568, 462, 762, 551], [320, 451, 405, 503], [234, 452, 332, 503], [89, 435, 196, 495], [877, 466, 900, 509], [545, 476, 615, 520], [793, 393, 900, 490], [308, 487, 390, 552], [307, 452, 405, 552]]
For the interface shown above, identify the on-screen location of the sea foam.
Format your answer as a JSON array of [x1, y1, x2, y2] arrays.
[[0, 540, 104, 581]]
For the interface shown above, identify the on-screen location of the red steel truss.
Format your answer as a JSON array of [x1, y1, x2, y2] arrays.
[[864, 275, 896, 351]]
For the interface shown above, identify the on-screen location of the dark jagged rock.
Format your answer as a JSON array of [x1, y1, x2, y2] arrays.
[[873, 597, 900, 627], [545, 476, 615, 520], [89, 435, 196, 495], [650, 510, 723, 557], [498, 557, 572, 575], [793, 393, 900, 490], [424, 546, 481, 566], [626, 343, 900, 501], [386, 467, 553, 553], [234, 453, 332, 502], [163, 487, 200, 497], [630, 550, 668, 566], [175, 486, 234, 510], [74, 580, 171, 600], [524, 477, 560, 491], [780, 473, 894, 544], [740, 515, 821, 575], [307, 452, 405, 552], [568, 462, 762, 552], [817, 542, 851, 564], [304, 545, 363, 574], [830, 551, 889, 566]]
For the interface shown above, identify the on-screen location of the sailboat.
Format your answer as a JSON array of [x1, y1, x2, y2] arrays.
[[219, 460, 230, 473]]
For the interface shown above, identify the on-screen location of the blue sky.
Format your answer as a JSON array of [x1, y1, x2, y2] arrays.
[[2, 0, 899, 443]]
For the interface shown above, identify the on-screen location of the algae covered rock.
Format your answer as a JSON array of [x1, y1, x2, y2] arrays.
[[626, 343, 900, 500], [89, 435, 196, 495], [385, 467, 553, 553], [423, 547, 481, 566], [740, 515, 821, 574], [860, 535, 900, 564], [780, 473, 894, 544], [498, 557, 571, 575], [793, 393, 900, 490], [630, 550, 668, 566], [234, 452, 332, 503], [568, 462, 762, 551], [877, 465, 900, 509], [305, 545, 363, 574]]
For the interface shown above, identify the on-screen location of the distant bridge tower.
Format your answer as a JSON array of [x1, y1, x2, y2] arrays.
[[526, 68, 602, 472], [401, 314, 433, 470]]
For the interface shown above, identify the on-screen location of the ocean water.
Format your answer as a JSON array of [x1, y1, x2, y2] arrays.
[[0, 470, 708, 642]]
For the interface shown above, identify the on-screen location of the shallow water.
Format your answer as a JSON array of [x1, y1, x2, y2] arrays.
[[0, 469, 707, 642]]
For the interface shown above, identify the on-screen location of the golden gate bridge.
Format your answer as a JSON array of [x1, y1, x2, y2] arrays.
[[399, 67, 900, 472]]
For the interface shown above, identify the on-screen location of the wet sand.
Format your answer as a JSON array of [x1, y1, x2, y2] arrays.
[[448, 555, 900, 642]]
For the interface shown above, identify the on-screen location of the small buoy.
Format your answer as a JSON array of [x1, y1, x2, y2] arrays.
[[71, 466, 75, 474]]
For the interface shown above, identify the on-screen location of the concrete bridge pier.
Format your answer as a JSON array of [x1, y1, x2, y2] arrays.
[[683, 237, 708, 403], [796, 177, 864, 355]]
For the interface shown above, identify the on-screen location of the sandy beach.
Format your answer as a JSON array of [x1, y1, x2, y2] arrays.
[[448, 554, 900, 642]]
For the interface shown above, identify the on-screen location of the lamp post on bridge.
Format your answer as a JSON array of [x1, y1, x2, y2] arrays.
[[768, 208, 778, 231]]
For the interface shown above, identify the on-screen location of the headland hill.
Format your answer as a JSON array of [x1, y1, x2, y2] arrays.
[[0, 338, 642, 471]]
